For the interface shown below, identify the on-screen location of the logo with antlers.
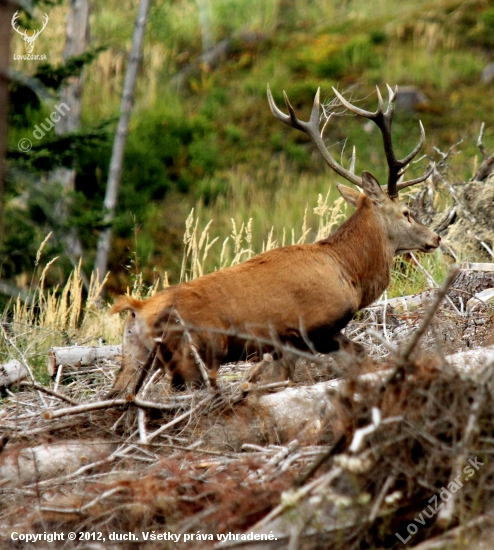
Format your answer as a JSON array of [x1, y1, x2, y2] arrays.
[[11, 11, 49, 54]]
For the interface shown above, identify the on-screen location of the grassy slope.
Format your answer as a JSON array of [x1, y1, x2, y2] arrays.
[[8, 0, 494, 291]]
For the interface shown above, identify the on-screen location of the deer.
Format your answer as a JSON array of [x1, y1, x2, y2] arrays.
[[107, 85, 440, 396]]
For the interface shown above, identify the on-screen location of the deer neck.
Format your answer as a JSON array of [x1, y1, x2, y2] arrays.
[[320, 196, 394, 308]]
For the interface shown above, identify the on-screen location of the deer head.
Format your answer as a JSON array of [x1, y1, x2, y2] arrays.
[[267, 85, 440, 257], [11, 11, 49, 54]]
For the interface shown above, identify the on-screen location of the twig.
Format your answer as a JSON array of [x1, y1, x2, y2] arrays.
[[138, 408, 148, 444], [409, 253, 462, 315], [477, 121, 487, 160], [378, 266, 459, 392], [382, 290, 388, 341], [7, 419, 81, 438], [26, 452, 119, 489], [473, 121, 494, 181], [133, 395, 188, 410], [19, 381, 78, 405], [146, 396, 213, 443], [253, 466, 343, 531], [366, 329, 399, 357], [170, 309, 212, 390], [437, 362, 490, 526], [53, 364, 63, 393], [39, 487, 124, 514], [293, 434, 346, 488], [432, 164, 476, 223], [369, 473, 395, 522], [349, 407, 381, 453], [132, 343, 160, 396], [43, 398, 128, 419], [400, 265, 459, 364], [408, 512, 494, 550]]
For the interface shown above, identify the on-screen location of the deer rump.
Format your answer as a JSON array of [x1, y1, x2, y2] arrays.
[[110, 242, 363, 392]]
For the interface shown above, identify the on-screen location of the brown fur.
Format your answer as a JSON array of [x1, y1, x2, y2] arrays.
[[109, 174, 440, 392]]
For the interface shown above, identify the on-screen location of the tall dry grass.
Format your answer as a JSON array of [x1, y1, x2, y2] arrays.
[[1, 237, 123, 380]]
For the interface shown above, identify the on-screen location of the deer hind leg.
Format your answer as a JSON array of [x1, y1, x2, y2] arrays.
[[248, 353, 295, 384], [107, 313, 151, 398], [160, 335, 221, 390]]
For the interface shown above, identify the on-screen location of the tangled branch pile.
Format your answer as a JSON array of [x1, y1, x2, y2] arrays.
[[0, 275, 494, 549]]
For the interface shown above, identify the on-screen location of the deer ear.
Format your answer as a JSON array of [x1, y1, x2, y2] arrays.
[[336, 184, 360, 207], [360, 171, 386, 205]]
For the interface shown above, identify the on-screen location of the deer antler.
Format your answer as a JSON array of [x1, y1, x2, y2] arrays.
[[268, 85, 433, 199], [11, 11, 28, 38], [332, 85, 434, 198], [267, 85, 362, 187]]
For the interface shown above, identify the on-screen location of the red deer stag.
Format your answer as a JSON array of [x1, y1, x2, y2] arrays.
[[108, 85, 440, 395]]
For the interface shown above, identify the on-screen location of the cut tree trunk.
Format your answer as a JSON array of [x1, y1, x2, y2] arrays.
[[47, 344, 122, 376], [0, 440, 115, 486], [199, 346, 494, 450], [449, 263, 494, 309], [0, 359, 27, 388]]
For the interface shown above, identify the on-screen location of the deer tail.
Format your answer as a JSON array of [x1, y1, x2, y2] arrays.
[[110, 295, 143, 315]]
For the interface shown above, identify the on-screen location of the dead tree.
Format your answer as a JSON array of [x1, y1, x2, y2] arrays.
[[94, 0, 151, 284]]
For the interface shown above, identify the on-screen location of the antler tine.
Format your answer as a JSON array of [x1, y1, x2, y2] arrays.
[[332, 86, 384, 119], [396, 162, 435, 192], [349, 146, 356, 175], [333, 84, 429, 198], [267, 85, 362, 186]]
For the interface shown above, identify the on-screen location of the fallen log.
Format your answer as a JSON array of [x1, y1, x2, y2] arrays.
[[200, 344, 494, 450], [0, 440, 115, 486], [47, 345, 122, 376], [0, 359, 27, 388]]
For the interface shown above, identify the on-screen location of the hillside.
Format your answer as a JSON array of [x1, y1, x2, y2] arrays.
[[5, 0, 494, 293]]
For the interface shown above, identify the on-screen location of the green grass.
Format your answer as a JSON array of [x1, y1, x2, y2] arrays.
[[8, 0, 493, 296]]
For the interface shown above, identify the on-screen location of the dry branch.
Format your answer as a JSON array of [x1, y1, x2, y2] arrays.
[[43, 397, 128, 419]]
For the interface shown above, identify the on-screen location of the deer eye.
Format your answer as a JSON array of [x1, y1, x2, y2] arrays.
[[403, 210, 411, 220]]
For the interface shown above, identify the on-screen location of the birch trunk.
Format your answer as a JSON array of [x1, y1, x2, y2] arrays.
[[94, 0, 151, 284]]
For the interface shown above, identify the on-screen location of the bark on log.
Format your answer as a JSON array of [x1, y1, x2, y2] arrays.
[[443, 345, 494, 372], [449, 264, 494, 309], [0, 440, 115, 486], [0, 359, 27, 388], [200, 346, 494, 451], [47, 345, 122, 376]]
